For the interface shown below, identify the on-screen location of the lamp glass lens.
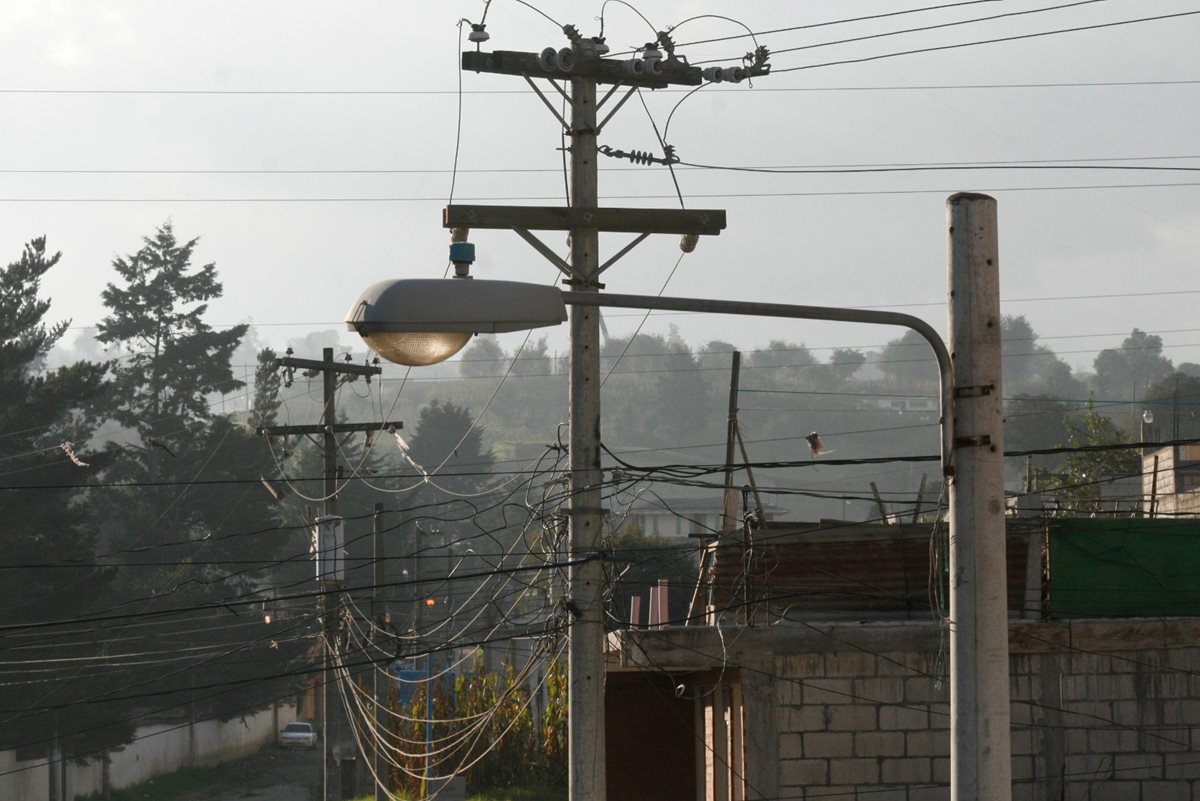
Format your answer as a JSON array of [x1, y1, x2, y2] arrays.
[[364, 331, 471, 366]]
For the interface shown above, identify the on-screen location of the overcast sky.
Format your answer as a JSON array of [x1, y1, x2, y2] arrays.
[[2, 0, 1198, 377]]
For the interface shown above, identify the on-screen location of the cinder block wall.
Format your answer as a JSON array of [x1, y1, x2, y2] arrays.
[[771, 620, 1200, 801]]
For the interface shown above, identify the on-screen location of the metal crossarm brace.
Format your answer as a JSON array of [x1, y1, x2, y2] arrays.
[[514, 228, 573, 278], [522, 75, 570, 131]]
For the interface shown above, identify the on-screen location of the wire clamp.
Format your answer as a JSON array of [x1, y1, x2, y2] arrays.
[[954, 384, 995, 398], [954, 434, 992, 448]]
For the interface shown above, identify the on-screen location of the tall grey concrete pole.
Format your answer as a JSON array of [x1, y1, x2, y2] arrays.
[[567, 57, 606, 801], [947, 193, 1012, 801]]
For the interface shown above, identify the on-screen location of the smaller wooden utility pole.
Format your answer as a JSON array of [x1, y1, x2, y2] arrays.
[[258, 348, 398, 801]]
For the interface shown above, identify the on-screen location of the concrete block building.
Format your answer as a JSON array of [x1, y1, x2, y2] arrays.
[[606, 519, 1200, 801]]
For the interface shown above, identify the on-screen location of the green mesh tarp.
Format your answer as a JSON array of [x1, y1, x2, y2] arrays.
[[1049, 518, 1200, 618]]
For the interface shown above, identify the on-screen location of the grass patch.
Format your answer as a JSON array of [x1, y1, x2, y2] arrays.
[[84, 764, 230, 801], [467, 788, 567, 801], [82, 747, 316, 801]]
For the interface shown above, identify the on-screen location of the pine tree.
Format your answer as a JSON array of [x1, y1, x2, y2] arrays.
[[97, 221, 248, 442], [88, 224, 308, 726], [93, 222, 250, 559], [0, 237, 131, 758], [0, 237, 109, 617], [249, 347, 283, 430], [407, 400, 495, 493]]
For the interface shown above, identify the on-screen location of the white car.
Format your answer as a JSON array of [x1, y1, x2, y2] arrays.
[[279, 721, 319, 749]]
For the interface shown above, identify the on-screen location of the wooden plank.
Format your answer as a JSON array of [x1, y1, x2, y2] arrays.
[[444, 204, 726, 235], [462, 50, 702, 88]]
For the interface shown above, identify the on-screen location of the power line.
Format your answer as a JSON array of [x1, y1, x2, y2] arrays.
[[6, 156, 1197, 176], [667, 0, 1006, 47], [0, 436, 1185, 496], [763, 0, 1118, 60], [1, 79, 1195, 95], [775, 10, 1200, 73], [0, 558, 591, 635], [680, 161, 1200, 176], [4, 182, 1195, 202]]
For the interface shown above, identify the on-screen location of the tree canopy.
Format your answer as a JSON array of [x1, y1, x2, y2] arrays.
[[0, 237, 125, 757], [1092, 329, 1174, 403], [97, 221, 248, 438]]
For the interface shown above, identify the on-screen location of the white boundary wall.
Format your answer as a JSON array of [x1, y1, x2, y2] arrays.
[[0, 702, 296, 800]]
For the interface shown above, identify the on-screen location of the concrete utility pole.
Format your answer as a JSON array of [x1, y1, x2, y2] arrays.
[[566, 60, 606, 801], [946, 193, 1012, 801], [450, 30, 741, 801], [258, 348, 397, 801]]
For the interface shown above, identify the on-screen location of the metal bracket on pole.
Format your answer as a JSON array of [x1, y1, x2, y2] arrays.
[[597, 85, 638, 133], [514, 228, 574, 277], [955, 384, 995, 398], [522, 75, 571, 131], [954, 434, 993, 448], [597, 232, 651, 275]]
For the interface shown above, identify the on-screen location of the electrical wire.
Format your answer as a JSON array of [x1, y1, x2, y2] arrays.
[[6, 153, 1200, 176], [773, 10, 1200, 74], [7, 181, 1196, 202]]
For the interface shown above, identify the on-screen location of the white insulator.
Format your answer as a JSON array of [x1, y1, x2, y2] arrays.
[[592, 38, 610, 56], [623, 58, 646, 76], [679, 233, 699, 253], [702, 66, 724, 83], [468, 28, 490, 43], [643, 45, 662, 63], [644, 58, 663, 76], [721, 67, 745, 83], [557, 47, 576, 72], [539, 47, 559, 72]]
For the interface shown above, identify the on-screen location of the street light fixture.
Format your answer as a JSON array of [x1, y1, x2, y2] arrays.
[[346, 278, 566, 366]]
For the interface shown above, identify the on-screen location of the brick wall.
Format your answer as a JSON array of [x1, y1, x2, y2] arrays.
[[621, 618, 1200, 801]]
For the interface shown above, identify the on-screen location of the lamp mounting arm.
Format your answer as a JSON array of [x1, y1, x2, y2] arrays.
[[561, 290, 955, 477]]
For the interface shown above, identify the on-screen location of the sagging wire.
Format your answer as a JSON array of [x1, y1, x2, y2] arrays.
[[598, 0, 657, 39], [332, 620, 565, 788]]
